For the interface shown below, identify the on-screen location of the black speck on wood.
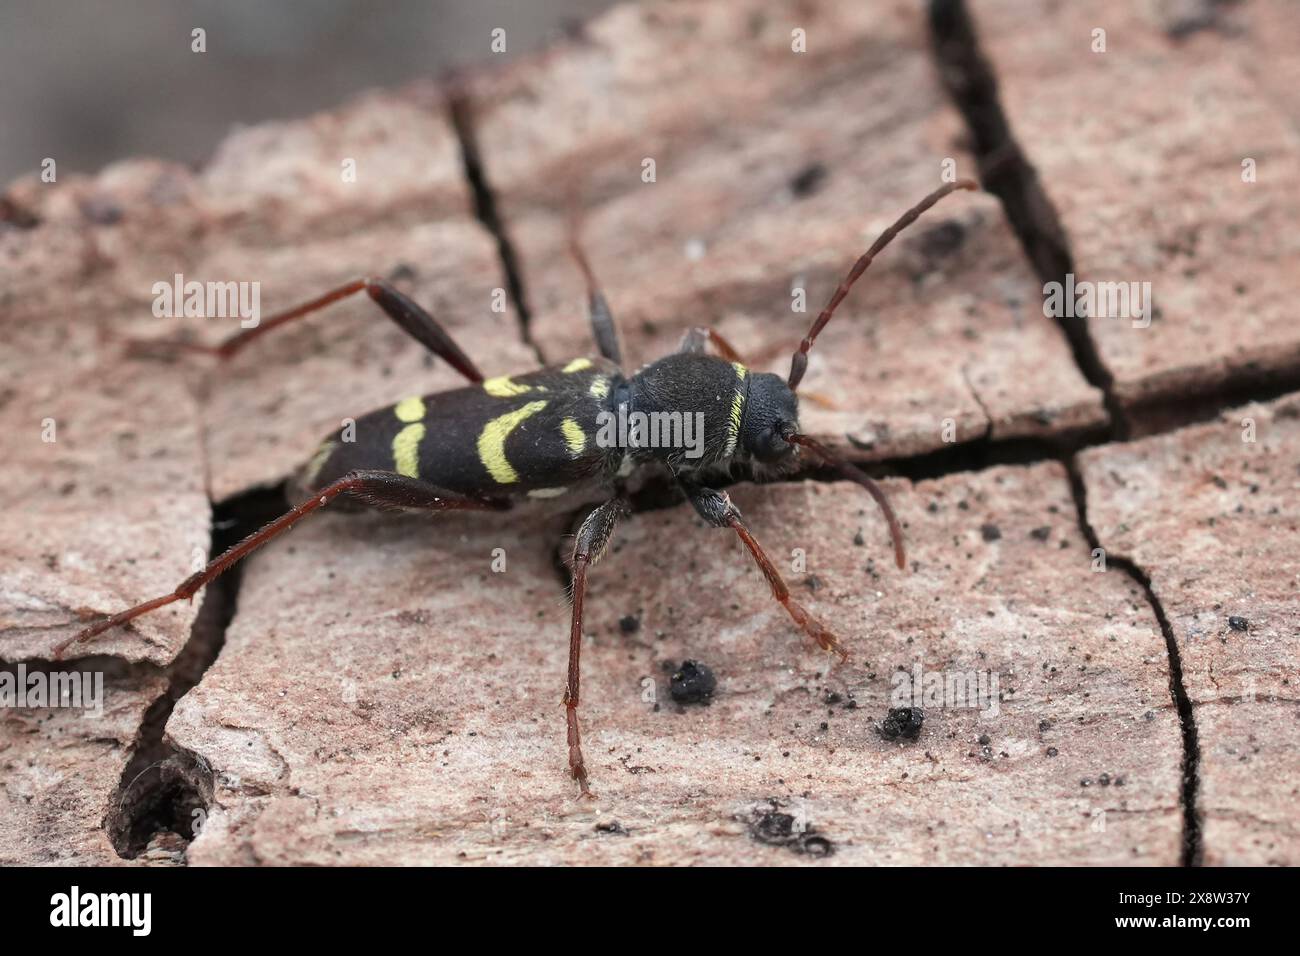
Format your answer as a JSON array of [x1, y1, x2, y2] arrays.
[[747, 802, 835, 857], [879, 706, 924, 741], [670, 659, 716, 705]]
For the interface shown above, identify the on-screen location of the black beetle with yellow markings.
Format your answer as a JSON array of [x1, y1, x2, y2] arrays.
[[57, 180, 976, 794]]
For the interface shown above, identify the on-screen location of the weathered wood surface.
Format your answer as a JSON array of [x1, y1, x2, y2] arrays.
[[970, 0, 1300, 409], [1, 0, 1296, 865], [0, 660, 167, 865], [1080, 397, 1300, 865], [467, 0, 1106, 460], [172, 466, 1181, 865]]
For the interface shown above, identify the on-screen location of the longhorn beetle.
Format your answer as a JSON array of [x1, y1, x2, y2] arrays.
[[56, 179, 978, 794]]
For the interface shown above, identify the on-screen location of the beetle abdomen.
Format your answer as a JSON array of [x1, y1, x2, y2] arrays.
[[296, 358, 624, 499]]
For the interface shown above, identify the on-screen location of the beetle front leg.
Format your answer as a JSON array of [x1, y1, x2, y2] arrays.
[[682, 483, 847, 661]]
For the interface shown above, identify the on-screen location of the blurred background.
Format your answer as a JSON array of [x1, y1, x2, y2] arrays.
[[0, 0, 614, 185]]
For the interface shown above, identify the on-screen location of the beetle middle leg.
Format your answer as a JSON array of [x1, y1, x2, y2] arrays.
[[682, 483, 846, 661], [566, 207, 624, 368], [563, 496, 628, 795], [53, 471, 507, 659], [676, 327, 747, 363]]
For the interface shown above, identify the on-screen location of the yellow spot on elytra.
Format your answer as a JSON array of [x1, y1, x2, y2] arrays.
[[724, 362, 747, 457], [303, 439, 336, 487], [394, 396, 425, 423], [528, 487, 568, 499], [392, 423, 425, 477], [477, 401, 547, 483], [561, 418, 586, 456], [483, 375, 543, 398], [589, 377, 610, 399], [562, 357, 593, 373]]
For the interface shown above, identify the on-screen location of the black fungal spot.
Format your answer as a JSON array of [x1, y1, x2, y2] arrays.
[[1164, 1, 1236, 40], [619, 614, 641, 635], [79, 195, 123, 226], [670, 659, 716, 705], [789, 162, 828, 198], [1227, 616, 1249, 633], [878, 706, 924, 741], [745, 800, 834, 857], [980, 523, 1002, 542], [388, 262, 418, 284], [917, 219, 967, 260]]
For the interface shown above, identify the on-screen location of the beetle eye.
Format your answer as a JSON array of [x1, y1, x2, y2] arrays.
[[756, 423, 795, 461]]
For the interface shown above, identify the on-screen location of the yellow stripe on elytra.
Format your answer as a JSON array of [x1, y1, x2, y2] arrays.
[[724, 362, 747, 457], [477, 401, 548, 484], [392, 423, 425, 478], [483, 375, 544, 398], [562, 357, 593, 373], [560, 418, 586, 456], [589, 377, 610, 399], [394, 396, 425, 423]]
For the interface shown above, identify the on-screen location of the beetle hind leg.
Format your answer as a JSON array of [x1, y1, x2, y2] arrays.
[[54, 471, 506, 659], [561, 497, 628, 795], [128, 276, 486, 385]]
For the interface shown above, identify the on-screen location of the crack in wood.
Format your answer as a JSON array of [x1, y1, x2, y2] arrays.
[[1064, 457, 1203, 867], [100, 485, 287, 861], [928, 0, 1300, 440], [19, 2, 1297, 865], [447, 88, 542, 366]]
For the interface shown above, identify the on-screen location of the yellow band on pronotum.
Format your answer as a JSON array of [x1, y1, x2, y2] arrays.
[[724, 363, 747, 457]]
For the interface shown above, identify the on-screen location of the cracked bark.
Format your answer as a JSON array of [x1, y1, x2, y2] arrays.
[[952, 0, 1300, 428], [169, 468, 1185, 865], [1078, 398, 1300, 865], [1065, 460, 1202, 866], [463, 0, 1107, 463], [2, 0, 1295, 865], [448, 90, 541, 365]]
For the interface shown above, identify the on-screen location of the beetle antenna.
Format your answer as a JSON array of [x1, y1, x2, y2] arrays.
[[786, 433, 906, 570], [787, 179, 978, 391]]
